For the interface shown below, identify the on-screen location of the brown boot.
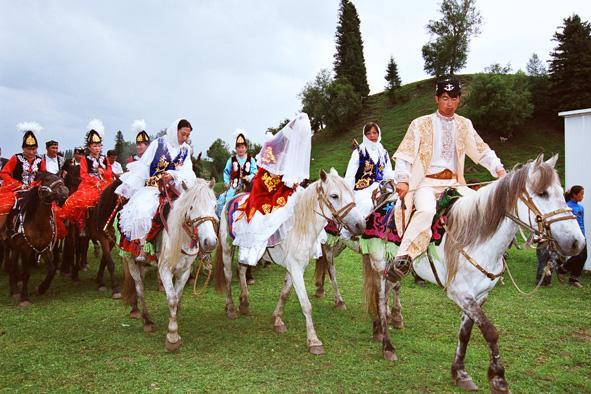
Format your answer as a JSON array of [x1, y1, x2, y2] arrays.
[[385, 255, 412, 283]]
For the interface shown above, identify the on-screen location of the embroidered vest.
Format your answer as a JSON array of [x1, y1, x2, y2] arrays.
[[13, 154, 43, 186], [85, 154, 108, 179], [353, 148, 387, 190], [230, 154, 252, 189], [145, 137, 188, 186]]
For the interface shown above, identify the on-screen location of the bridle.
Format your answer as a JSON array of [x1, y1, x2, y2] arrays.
[[505, 191, 576, 251], [315, 183, 357, 234], [38, 178, 66, 203], [182, 215, 219, 254]]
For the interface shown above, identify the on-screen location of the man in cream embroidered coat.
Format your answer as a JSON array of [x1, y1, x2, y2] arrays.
[[386, 79, 506, 282]]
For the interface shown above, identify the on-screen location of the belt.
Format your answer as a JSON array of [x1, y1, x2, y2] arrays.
[[426, 169, 455, 180]]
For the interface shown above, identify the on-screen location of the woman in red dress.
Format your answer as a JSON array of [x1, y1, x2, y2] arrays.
[[0, 122, 46, 235], [61, 119, 113, 231]]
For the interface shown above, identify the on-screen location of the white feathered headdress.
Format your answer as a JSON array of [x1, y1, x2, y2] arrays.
[[16, 121, 43, 134], [86, 118, 105, 136], [131, 119, 147, 134]]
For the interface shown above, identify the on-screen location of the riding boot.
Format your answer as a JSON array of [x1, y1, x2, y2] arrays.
[[385, 255, 412, 283]]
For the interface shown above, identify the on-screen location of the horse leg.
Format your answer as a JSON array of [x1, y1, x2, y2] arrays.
[[7, 248, 19, 299], [160, 264, 182, 352], [289, 265, 324, 355], [71, 233, 82, 284], [451, 312, 478, 391], [223, 246, 237, 320], [127, 259, 153, 332], [238, 264, 250, 315], [99, 237, 120, 299], [379, 276, 397, 361], [461, 298, 509, 393], [272, 271, 292, 333], [18, 252, 33, 306], [37, 251, 57, 295], [326, 252, 346, 310], [388, 281, 404, 329], [313, 247, 327, 298]]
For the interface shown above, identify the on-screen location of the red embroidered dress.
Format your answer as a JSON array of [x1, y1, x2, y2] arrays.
[[61, 154, 112, 227], [0, 154, 46, 215]]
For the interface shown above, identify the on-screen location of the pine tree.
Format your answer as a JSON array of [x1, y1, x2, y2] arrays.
[[114, 130, 125, 158], [384, 56, 401, 93], [333, 0, 370, 97], [526, 53, 546, 76], [422, 0, 482, 77], [548, 14, 591, 112]]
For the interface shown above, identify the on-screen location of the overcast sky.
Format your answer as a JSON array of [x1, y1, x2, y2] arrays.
[[1, 0, 590, 158]]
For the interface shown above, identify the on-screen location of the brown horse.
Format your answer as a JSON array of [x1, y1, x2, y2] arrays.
[[5, 172, 69, 306], [67, 179, 123, 299]]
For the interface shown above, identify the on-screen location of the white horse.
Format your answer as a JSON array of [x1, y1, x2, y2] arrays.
[[406, 155, 584, 393], [215, 168, 366, 354], [122, 179, 218, 352]]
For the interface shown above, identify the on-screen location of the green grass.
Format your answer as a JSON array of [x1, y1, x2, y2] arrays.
[[1, 247, 590, 393], [311, 76, 565, 183]]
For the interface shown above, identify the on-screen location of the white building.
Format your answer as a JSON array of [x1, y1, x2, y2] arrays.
[[559, 108, 591, 270]]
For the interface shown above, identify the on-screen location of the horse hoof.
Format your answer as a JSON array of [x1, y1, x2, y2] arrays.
[[165, 338, 182, 352], [239, 305, 249, 315], [18, 301, 31, 307], [383, 350, 398, 361], [490, 376, 510, 394], [455, 377, 478, 391], [335, 301, 347, 310], [111, 292, 122, 300], [129, 310, 142, 319], [97, 286, 107, 292], [273, 324, 287, 334], [226, 310, 238, 320], [390, 320, 404, 330], [308, 345, 325, 355], [246, 279, 255, 285], [314, 290, 325, 299], [373, 333, 384, 342], [143, 324, 154, 333]]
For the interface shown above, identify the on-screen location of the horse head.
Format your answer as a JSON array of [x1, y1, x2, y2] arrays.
[[180, 178, 218, 253], [36, 171, 69, 205], [518, 154, 585, 256], [318, 168, 366, 236]]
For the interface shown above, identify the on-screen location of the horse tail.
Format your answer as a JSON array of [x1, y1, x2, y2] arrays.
[[121, 257, 136, 306], [362, 254, 379, 318]]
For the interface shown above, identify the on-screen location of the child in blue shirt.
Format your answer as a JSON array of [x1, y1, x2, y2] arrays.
[[560, 185, 586, 287]]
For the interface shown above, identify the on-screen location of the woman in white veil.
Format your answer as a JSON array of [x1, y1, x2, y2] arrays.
[[231, 113, 312, 265]]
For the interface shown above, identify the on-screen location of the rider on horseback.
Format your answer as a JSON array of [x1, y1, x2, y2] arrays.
[[61, 119, 113, 233], [116, 118, 197, 262], [215, 130, 257, 217], [231, 113, 313, 266], [0, 122, 46, 236], [385, 79, 507, 283]]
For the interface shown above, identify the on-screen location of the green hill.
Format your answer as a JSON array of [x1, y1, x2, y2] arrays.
[[310, 76, 565, 182]]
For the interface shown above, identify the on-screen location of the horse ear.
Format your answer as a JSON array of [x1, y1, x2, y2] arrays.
[[319, 169, 327, 182], [534, 153, 544, 166], [545, 154, 558, 168], [329, 167, 339, 176], [209, 178, 216, 189]]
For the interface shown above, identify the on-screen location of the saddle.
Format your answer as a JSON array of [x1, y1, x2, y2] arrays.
[[325, 187, 462, 246]]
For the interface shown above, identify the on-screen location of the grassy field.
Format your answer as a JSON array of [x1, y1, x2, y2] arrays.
[[1, 246, 590, 393]]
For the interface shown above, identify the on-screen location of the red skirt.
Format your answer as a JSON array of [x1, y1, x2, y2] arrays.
[[52, 205, 68, 240], [0, 180, 23, 215], [238, 168, 294, 222], [61, 179, 110, 224]]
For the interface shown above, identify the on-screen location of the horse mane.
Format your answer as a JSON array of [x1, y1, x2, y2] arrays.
[[444, 159, 558, 286], [17, 186, 40, 218], [165, 179, 216, 269], [96, 178, 122, 227]]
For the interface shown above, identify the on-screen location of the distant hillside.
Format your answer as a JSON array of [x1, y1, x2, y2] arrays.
[[310, 76, 565, 182]]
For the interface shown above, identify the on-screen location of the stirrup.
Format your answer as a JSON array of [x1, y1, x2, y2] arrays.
[[385, 256, 412, 283]]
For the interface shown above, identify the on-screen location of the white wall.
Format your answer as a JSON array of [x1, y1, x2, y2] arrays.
[[560, 108, 591, 270]]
